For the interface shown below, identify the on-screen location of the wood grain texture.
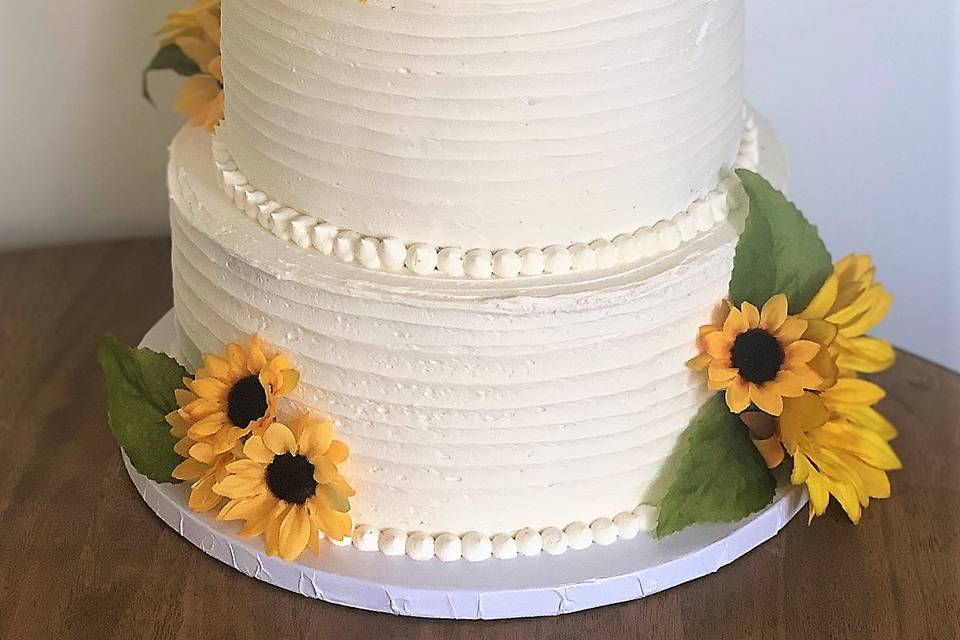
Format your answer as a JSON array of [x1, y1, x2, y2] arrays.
[[0, 238, 957, 640]]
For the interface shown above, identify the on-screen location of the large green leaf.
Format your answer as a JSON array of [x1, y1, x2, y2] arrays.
[[142, 43, 202, 105], [730, 170, 833, 313], [97, 335, 188, 483], [656, 394, 776, 538]]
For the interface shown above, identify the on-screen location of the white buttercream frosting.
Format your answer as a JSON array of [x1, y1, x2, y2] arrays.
[[220, 0, 746, 250], [168, 107, 786, 560], [209, 112, 758, 279]]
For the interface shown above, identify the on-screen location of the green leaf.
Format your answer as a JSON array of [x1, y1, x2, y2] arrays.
[[97, 335, 189, 483], [142, 43, 202, 106], [656, 394, 776, 538], [730, 169, 833, 314]]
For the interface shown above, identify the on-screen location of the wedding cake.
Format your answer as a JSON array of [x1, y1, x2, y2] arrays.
[[168, 0, 764, 560], [108, 0, 897, 589]]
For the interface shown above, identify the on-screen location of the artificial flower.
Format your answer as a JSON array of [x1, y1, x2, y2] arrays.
[[213, 416, 354, 561], [688, 294, 823, 416], [746, 383, 900, 523], [157, 0, 224, 131], [167, 403, 237, 512], [156, 0, 220, 46], [801, 254, 895, 374], [168, 335, 299, 457]]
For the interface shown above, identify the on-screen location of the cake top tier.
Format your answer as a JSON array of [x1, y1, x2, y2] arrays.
[[221, 0, 744, 251]]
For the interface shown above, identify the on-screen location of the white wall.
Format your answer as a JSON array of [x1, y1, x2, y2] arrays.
[[1, 1, 957, 369], [745, 0, 959, 370], [0, 0, 184, 247]]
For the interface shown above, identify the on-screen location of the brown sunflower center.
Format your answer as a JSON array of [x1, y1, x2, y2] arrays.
[[226, 374, 268, 428], [730, 328, 784, 384], [266, 454, 318, 505]]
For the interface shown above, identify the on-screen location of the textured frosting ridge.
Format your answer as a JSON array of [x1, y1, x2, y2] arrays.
[[220, 0, 746, 250], [211, 110, 759, 279], [165, 125, 784, 559]]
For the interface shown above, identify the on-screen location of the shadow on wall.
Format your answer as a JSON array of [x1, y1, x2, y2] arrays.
[[0, 0, 188, 251]]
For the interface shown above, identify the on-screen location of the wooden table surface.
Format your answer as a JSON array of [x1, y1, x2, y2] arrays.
[[1, 238, 957, 640]]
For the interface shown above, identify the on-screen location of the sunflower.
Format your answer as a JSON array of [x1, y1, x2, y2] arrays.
[[156, 0, 220, 45], [157, 0, 224, 131], [801, 254, 894, 375], [745, 380, 900, 523], [688, 294, 823, 415], [170, 335, 299, 457], [213, 416, 354, 561]]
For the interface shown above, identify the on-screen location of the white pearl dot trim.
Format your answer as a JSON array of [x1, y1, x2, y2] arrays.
[[210, 107, 760, 280]]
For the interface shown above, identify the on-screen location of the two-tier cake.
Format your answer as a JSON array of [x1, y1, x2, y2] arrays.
[[101, 0, 899, 616]]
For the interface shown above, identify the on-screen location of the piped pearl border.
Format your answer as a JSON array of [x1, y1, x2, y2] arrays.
[[210, 107, 760, 280], [316, 504, 660, 562]]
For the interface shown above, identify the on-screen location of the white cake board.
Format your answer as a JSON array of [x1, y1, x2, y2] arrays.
[[123, 309, 807, 619]]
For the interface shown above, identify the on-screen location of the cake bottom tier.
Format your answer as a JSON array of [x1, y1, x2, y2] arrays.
[[168, 118, 786, 560]]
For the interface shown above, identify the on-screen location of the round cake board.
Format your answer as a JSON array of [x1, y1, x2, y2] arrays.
[[124, 309, 807, 619]]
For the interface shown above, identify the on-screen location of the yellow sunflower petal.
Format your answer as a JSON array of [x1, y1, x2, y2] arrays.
[[686, 353, 713, 371], [723, 307, 748, 337], [247, 336, 268, 373], [326, 440, 350, 464], [299, 420, 334, 459], [839, 289, 893, 337], [705, 332, 734, 360], [183, 398, 220, 420], [784, 340, 821, 366], [802, 318, 839, 348], [174, 76, 222, 123], [309, 457, 339, 486], [708, 365, 740, 383], [771, 370, 805, 398], [775, 316, 808, 343], [749, 383, 784, 416], [190, 377, 228, 400], [824, 377, 885, 405], [263, 422, 298, 455], [238, 501, 283, 538], [808, 345, 839, 390], [225, 459, 266, 478], [277, 369, 300, 396], [784, 363, 822, 391], [725, 378, 751, 413], [806, 473, 831, 523], [200, 353, 232, 380], [174, 388, 197, 408], [165, 409, 190, 432], [316, 509, 353, 541], [278, 506, 312, 562], [188, 441, 219, 465], [833, 404, 897, 441], [208, 425, 249, 455], [188, 472, 223, 512], [741, 302, 761, 329], [839, 453, 892, 500], [779, 393, 830, 440], [186, 411, 228, 438], [760, 294, 788, 331], [835, 337, 895, 373], [827, 477, 862, 524], [218, 492, 275, 523], [173, 436, 193, 458], [801, 274, 839, 320], [226, 342, 246, 368], [243, 436, 275, 464], [264, 504, 290, 557], [172, 457, 207, 481], [213, 474, 267, 499], [813, 422, 902, 471]]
